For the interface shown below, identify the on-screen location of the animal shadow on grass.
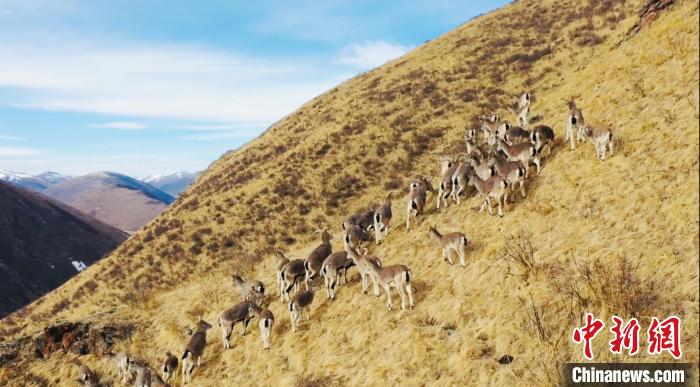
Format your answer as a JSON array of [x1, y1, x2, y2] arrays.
[[275, 312, 312, 335], [466, 238, 483, 258], [311, 296, 332, 319], [343, 271, 362, 286], [409, 278, 434, 306], [210, 343, 226, 362], [529, 114, 544, 124], [544, 137, 566, 160], [274, 292, 333, 336], [275, 318, 292, 335], [612, 135, 626, 156]]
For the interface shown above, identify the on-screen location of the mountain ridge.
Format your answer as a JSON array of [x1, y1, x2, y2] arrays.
[[140, 171, 200, 196], [0, 180, 127, 318], [0, 0, 697, 385], [0, 169, 71, 192], [43, 171, 174, 233]]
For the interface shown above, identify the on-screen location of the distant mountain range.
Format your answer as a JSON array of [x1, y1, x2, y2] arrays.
[[35, 171, 72, 185], [0, 169, 71, 192], [0, 180, 127, 318], [1, 169, 198, 197], [0, 168, 182, 314], [141, 171, 200, 196], [44, 171, 175, 233], [1, 169, 198, 232]]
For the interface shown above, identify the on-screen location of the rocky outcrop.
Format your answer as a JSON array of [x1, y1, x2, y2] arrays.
[[33, 321, 135, 358], [627, 0, 676, 37], [0, 320, 134, 369]]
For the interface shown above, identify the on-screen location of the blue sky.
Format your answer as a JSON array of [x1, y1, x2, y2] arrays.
[[0, 0, 507, 178]]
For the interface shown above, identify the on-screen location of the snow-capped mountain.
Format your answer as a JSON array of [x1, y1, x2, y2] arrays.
[[44, 171, 175, 232], [1, 169, 175, 232], [141, 170, 200, 196], [0, 169, 71, 191], [35, 171, 71, 185]]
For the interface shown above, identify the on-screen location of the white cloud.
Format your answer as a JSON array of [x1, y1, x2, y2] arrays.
[[89, 121, 148, 130], [0, 134, 23, 140], [335, 40, 412, 69], [0, 39, 349, 124], [0, 146, 42, 156]]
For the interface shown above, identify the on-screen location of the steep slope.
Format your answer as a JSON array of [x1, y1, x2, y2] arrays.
[[0, 181, 127, 318], [141, 171, 200, 196], [1, 0, 697, 385], [44, 171, 175, 233]]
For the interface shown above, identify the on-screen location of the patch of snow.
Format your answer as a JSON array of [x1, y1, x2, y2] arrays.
[[71, 260, 87, 272], [0, 169, 34, 181]]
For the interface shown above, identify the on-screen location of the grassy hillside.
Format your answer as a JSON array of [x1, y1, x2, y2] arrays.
[[1, 0, 698, 385]]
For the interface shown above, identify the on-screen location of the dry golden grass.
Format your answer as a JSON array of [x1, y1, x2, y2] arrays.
[[1, 0, 698, 385]]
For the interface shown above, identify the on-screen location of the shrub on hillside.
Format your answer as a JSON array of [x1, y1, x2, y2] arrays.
[[273, 179, 308, 198], [189, 244, 202, 256], [222, 237, 235, 249], [458, 88, 477, 102], [401, 135, 423, 158], [576, 32, 605, 47], [501, 232, 538, 280], [505, 47, 553, 70], [324, 174, 367, 209], [49, 299, 71, 315], [315, 143, 331, 157], [142, 231, 154, 242], [552, 255, 659, 323]]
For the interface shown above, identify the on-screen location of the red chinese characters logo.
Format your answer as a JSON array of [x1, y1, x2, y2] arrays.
[[573, 314, 682, 360], [572, 313, 605, 360], [609, 316, 640, 355], [647, 316, 682, 359]]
